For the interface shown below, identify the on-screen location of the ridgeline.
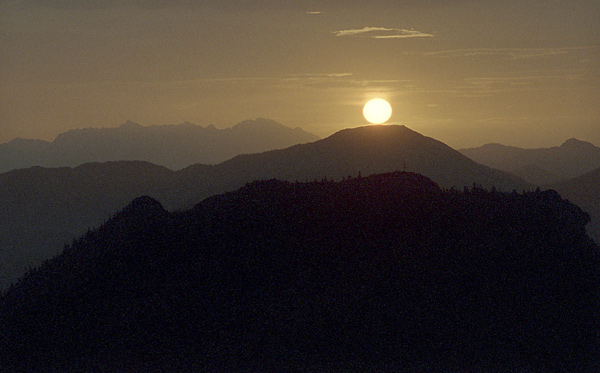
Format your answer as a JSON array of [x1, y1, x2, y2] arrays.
[[1, 172, 598, 371]]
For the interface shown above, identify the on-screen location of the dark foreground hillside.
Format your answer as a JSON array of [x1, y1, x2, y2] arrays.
[[1, 172, 599, 371], [0, 124, 530, 291]]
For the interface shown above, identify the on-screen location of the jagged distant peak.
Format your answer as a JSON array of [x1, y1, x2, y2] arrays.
[[116, 117, 305, 132], [232, 117, 286, 130]]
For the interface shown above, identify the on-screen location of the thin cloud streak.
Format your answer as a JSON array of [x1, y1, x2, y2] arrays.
[[333, 27, 433, 39], [372, 34, 433, 39], [282, 73, 353, 78], [334, 27, 396, 37], [301, 80, 404, 90], [277, 72, 408, 90], [424, 46, 599, 59]]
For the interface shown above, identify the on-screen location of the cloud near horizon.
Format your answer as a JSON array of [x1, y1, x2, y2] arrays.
[[423, 46, 599, 59], [279, 73, 406, 90], [333, 27, 434, 39], [281, 73, 353, 78]]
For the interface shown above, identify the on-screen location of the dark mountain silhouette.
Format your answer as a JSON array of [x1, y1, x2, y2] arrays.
[[547, 167, 600, 242], [0, 125, 531, 290], [0, 162, 176, 290], [0, 118, 319, 173], [169, 124, 530, 208], [460, 138, 600, 185], [1, 172, 598, 371]]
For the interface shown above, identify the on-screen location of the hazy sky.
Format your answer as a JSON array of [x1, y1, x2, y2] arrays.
[[2, 0, 599, 148]]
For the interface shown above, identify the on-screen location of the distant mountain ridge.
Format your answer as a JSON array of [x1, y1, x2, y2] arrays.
[[0, 124, 532, 290], [0, 118, 319, 172], [460, 139, 600, 185], [177, 125, 529, 204]]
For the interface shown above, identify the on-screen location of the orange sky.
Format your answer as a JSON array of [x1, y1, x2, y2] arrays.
[[1, 0, 599, 148]]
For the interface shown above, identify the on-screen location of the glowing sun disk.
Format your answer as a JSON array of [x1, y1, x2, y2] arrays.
[[363, 98, 392, 124]]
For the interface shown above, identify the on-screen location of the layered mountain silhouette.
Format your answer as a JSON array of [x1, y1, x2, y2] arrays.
[[0, 118, 319, 173], [460, 139, 600, 185], [0, 125, 533, 290], [460, 139, 600, 242], [0, 161, 176, 290], [2, 172, 598, 371], [548, 167, 600, 242], [166, 124, 531, 209]]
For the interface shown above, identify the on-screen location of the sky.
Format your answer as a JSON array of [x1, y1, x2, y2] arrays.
[[1, 0, 599, 148]]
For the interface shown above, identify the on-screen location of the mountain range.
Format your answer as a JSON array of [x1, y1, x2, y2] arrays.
[[2, 172, 598, 371], [460, 140, 600, 243], [0, 125, 531, 290], [460, 139, 600, 185], [549, 167, 600, 243], [0, 118, 319, 173]]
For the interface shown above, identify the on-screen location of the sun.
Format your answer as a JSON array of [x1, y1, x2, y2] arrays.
[[363, 98, 392, 124]]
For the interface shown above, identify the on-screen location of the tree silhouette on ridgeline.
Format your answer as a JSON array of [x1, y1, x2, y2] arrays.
[[1, 171, 598, 371]]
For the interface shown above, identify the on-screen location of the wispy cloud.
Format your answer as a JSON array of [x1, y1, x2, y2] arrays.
[[333, 27, 395, 37], [278, 73, 409, 90], [423, 46, 598, 59], [282, 73, 352, 78], [333, 27, 433, 39], [372, 30, 435, 39], [301, 79, 403, 90], [279, 72, 353, 89], [475, 116, 538, 124], [440, 72, 590, 98]]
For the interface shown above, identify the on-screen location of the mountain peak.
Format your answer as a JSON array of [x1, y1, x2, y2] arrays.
[[120, 120, 142, 130], [560, 138, 596, 149], [329, 124, 412, 139], [1, 118, 320, 173], [323, 125, 431, 150], [118, 196, 166, 218], [232, 117, 284, 131]]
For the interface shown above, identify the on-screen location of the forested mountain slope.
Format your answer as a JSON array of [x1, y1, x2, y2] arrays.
[[0, 125, 531, 290], [2, 172, 597, 371]]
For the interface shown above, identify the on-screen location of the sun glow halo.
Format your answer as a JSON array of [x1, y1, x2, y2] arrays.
[[363, 98, 392, 124]]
